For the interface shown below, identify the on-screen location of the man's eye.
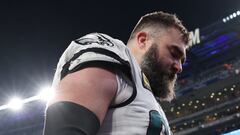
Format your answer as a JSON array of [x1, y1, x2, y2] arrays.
[[171, 51, 178, 58], [171, 51, 184, 64]]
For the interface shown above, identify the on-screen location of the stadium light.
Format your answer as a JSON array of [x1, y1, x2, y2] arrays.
[[37, 86, 55, 101], [7, 97, 23, 111], [233, 13, 237, 18], [222, 10, 240, 23], [223, 18, 226, 23], [237, 11, 240, 15]]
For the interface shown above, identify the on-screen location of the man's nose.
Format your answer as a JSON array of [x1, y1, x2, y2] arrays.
[[172, 61, 183, 74]]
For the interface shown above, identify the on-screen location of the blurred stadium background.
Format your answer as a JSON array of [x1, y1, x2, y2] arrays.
[[0, 2, 240, 135]]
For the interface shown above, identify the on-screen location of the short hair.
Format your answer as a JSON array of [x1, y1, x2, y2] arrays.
[[128, 11, 190, 45]]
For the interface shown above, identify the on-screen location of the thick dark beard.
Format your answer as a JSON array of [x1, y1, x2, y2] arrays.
[[140, 44, 176, 101]]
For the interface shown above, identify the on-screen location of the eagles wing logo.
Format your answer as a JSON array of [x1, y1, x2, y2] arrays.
[[74, 33, 114, 47]]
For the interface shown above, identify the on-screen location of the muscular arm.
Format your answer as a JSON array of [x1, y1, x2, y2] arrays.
[[44, 67, 118, 135]]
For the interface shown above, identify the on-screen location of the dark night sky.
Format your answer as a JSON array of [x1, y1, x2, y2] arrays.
[[0, 0, 239, 104]]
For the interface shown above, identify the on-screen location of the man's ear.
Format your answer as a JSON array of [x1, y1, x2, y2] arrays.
[[136, 32, 148, 50]]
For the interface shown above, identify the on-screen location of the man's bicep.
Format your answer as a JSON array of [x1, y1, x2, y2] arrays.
[[48, 67, 118, 123]]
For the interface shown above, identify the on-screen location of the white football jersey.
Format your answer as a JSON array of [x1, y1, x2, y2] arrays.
[[52, 33, 172, 135]]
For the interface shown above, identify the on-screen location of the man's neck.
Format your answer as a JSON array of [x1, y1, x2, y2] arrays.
[[127, 41, 142, 66]]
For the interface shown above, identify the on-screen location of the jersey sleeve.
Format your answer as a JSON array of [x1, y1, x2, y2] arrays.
[[56, 33, 131, 81]]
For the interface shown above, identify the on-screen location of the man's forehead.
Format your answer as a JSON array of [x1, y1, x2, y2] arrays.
[[151, 27, 188, 52], [168, 28, 187, 50], [156, 27, 185, 42]]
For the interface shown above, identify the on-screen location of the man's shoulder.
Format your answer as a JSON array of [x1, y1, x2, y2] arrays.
[[73, 32, 126, 48], [63, 32, 130, 64]]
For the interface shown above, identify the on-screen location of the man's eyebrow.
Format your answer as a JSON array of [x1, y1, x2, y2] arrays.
[[172, 45, 186, 64]]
